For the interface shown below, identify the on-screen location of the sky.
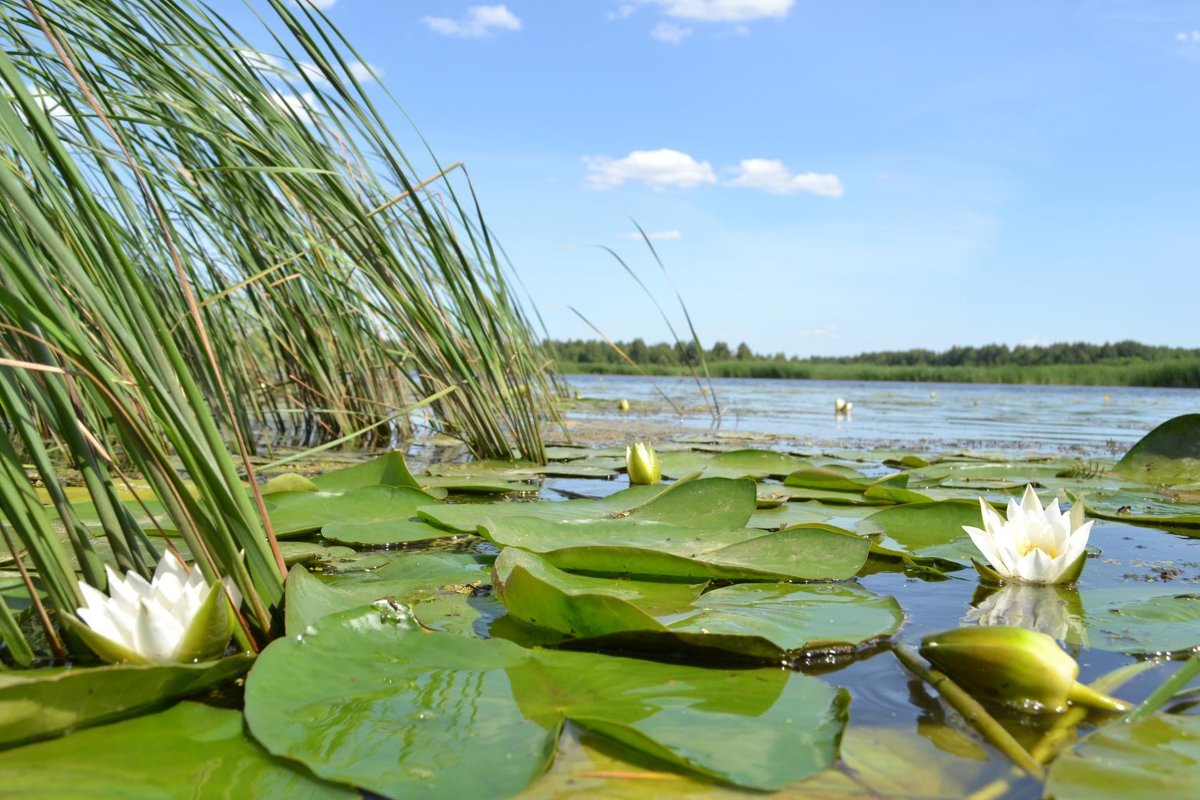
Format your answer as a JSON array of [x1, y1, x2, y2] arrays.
[[210, 1, 1200, 357]]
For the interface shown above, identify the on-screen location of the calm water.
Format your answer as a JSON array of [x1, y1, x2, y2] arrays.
[[567, 374, 1198, 457]]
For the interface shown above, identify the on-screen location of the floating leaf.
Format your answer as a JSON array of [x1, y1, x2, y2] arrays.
[[493, 548, 902, 660], [0, 655, 251, 748], [284, 558, 488, 635], [309, 451, 421, 492], [862, 500, 984, 567], [1114, 414, 1200, 485], [266, 485, 439, 539], [419, 480, 682, 533], [244, 605, 848, 796], [480, 517, 869, 581], [1045, 712, 1200, 799], [0, 702, 353, 797]]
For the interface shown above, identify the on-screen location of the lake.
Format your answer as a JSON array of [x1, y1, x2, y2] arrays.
[[565, 374, 1199, 457]]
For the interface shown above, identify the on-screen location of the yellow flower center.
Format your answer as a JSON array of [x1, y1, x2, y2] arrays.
[[1017, 541, 1057, 558]]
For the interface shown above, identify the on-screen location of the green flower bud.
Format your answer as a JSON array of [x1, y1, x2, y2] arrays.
[[919, 626, 1129, 714], [626, 441, 661, 485]]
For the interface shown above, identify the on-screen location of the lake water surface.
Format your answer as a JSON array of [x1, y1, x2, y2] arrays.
[[566, 374, 1198, 457]]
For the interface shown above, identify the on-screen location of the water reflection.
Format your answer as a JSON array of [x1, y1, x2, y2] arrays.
[[965, 583, 1088, 645]]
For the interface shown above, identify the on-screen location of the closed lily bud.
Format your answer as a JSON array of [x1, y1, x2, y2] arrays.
[[626, 441, 661, 485], [920, 626, 1129, 714]]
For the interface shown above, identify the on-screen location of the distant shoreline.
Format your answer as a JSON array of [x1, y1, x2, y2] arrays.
[[554, 359, 1200, 388]]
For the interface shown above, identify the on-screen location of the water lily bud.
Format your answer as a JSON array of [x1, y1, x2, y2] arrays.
[[617, 398, 630, 412], [626, 441, 661, 485], [920, 627, 1129, 714]]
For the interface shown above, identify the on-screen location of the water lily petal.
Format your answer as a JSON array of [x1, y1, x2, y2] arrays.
[[133, 597, 186, 663], [963, 525, 1011, 578], [1019, 485, 1044, 516]]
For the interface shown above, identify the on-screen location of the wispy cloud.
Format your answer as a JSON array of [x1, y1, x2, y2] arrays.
[[268, 91, 319, 125], [650, 21, 693, 43], [423, 5, 522, 38], [621, 229, 683, 240], [649, 0, 793, 23], [586, 150, 842, 197], [727, 159, 844, 197], [584, 149, 717, 189], [1175, 30, 1200, 42]]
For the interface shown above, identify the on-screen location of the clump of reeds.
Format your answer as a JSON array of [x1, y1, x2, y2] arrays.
[[0, 0, 558, 661]]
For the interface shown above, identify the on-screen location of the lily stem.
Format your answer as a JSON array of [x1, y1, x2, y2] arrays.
[[893, 643, 1044, 780], [1124, 654, 1200, 724]]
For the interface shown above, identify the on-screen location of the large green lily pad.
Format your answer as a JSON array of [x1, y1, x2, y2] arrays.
[[1084, 492, 1200, 531], [244, 604, 849, 796], [655, 448, 808, 480], [1114, 414, 1200, 485], [1045, 712, 1200, 799], [419, 476, 753, 534], [493, 548, 903, 659], [0, 655, 252, 748], [309, 451, 421, 492], [266, 485, 440, 540], [480, 516, 869, 581], [0, 701, 353, 798], [284, 557, 490, 635], [862, 500, 985, 567]]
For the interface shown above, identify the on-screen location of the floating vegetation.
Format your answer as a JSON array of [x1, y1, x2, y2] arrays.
[[2, 416, 1200, 797]]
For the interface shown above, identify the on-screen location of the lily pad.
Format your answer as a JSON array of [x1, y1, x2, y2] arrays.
[[1085, 492, 1200, 530], [266, 485, 440, 539], [309, 451, 421, 492], [0, 702, 353, 798], [1045, 712, 1200, 799], [493, 548, 903, 660], [244, 604, 849, 796], [284, 558, 489, 635], [0, 655, 252, 748], [1072, 587, 1200, 655], [419, 480, 683, 533], [1114, 414, 1200, 485], [655, 448, 808, 480], [862, 500, 985, 567], [480, 517, 870, 581], [419, 476, 753, 534]]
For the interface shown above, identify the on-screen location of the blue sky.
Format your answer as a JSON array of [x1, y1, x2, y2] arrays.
[[215, 1, 1200, 357]]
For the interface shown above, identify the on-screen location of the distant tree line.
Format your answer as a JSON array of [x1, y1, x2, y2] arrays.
[[548, 338, 1200, 369]]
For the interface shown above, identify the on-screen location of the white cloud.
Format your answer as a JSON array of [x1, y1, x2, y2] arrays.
[[423, 5, 521, 38], [347, 61, 382, 82], [608, 3, 637, 20], [651, 21, 693, 43], [584, 149, 717, 190], [727, 159, 844, 197], [269, 91, 319, 125], [621, 229, 683, 240], [649, 0, 793, 22], [299, 0, 338, 9]]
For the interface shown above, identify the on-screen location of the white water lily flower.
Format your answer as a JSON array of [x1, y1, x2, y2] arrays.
[[74, 554, 241, 664], [963, 485, 1092, 585]]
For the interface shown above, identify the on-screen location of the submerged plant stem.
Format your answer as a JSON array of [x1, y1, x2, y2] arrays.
[[893, 643, 1044, 780]]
